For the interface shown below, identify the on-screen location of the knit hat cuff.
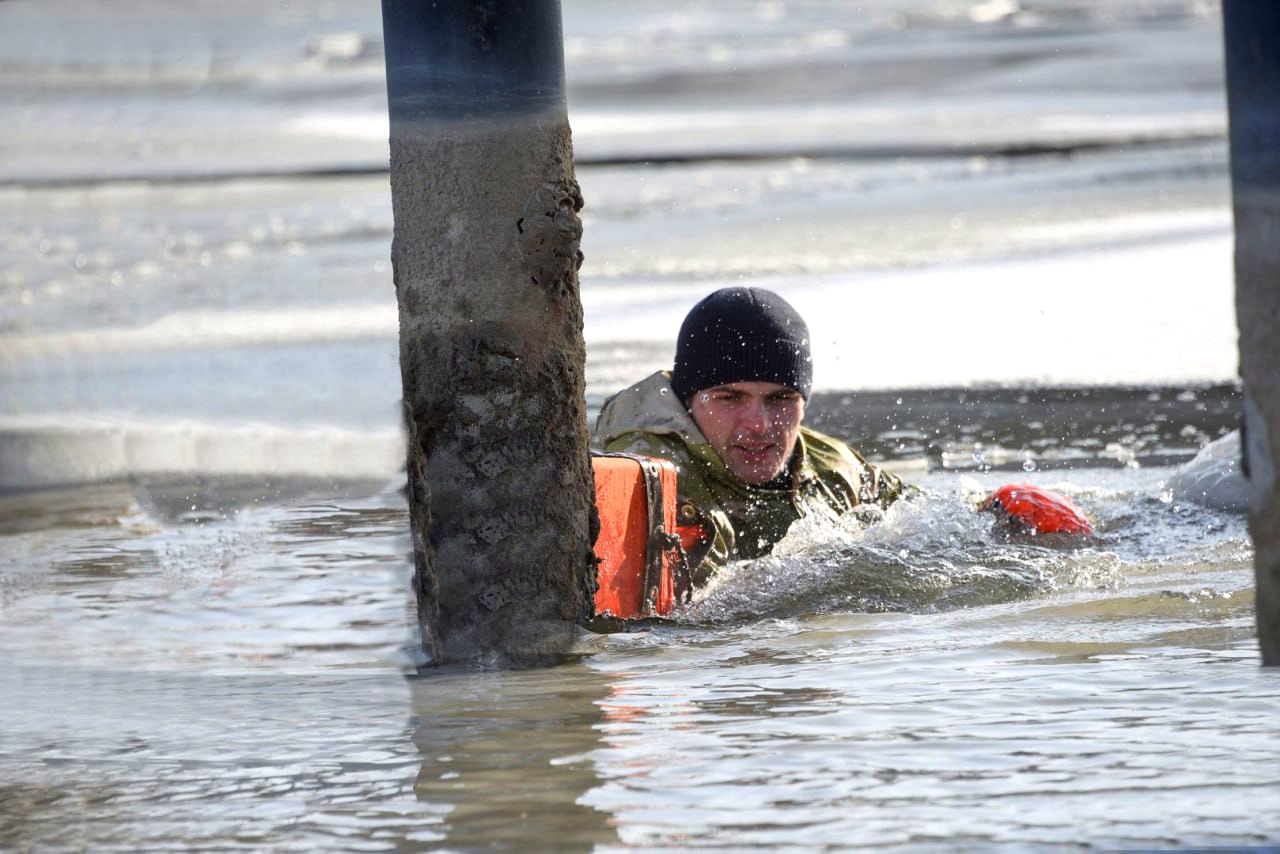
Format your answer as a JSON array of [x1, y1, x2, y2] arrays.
[[669, 287, 813, 403]]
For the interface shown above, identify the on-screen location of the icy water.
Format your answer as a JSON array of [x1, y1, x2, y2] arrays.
[[4, 0, 1280, 850]]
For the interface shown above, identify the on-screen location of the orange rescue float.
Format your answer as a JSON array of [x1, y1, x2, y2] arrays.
[[981, 483, 1093, 536], [591, 454, 679, 619]]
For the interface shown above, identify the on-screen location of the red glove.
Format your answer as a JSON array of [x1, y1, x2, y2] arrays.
[[981, 483, 1093, 536]]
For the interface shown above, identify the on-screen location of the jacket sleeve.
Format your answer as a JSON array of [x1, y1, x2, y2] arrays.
[[808, 429, 911, 511], [862, 461, 908, 510]]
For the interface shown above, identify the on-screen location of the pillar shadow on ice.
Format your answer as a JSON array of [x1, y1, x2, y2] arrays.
[[1223, 1, 1280, 665], [381, 1, 595, 666]]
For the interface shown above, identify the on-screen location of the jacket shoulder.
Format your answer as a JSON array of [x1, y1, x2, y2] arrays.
[[801, 426, 908, 508], [602, 430, 692, 466], [593, 371, 705, 449], [800, 426, 866, 471]]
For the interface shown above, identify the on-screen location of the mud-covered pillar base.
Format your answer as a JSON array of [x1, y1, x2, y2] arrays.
[[382, 1, 595, 666], [1241, 391, 1279, 664], [1224, 1, 1280, 665]]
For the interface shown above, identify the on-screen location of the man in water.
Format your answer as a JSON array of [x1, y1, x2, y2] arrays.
[[594, 286, 907, 584]]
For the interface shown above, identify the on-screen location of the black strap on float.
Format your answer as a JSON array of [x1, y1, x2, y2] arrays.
[[592, 451, 691, 613]]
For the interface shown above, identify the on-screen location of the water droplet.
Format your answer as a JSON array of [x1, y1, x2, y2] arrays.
[[1022, 458, 1036, 472], [659, 388, 668, 395], [700, 393, 710, 402]]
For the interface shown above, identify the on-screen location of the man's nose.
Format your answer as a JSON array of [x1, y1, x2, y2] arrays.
[[738, 399, 770, 434]]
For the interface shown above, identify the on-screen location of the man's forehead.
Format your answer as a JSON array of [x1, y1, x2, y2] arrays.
[[701, 381, 801, 396]]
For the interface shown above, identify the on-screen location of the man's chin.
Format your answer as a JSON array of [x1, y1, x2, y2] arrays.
[[727, 457, 785, 485]]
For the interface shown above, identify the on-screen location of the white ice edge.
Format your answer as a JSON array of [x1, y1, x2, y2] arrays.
[[0, 416, 404, 490], [0, 304, 400, 359], [1, 229, 1237, 391], [283, 105, 1225, 148], [584, 231, 1238, 389]]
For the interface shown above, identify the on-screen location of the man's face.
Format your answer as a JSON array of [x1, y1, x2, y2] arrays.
[[687, 381, 806, 485]]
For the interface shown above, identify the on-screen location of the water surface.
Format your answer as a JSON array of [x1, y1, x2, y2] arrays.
[[4, 1, 1276, 850]]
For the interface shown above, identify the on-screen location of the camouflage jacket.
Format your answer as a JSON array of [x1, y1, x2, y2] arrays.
[[593, 371, 907, 582]]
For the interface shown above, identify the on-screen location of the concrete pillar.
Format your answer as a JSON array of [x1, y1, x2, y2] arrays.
[[381, 1, 595, 665], [1223, 1, 1280, 665]]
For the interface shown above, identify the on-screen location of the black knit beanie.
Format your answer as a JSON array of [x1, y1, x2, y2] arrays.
[[670, 287, 813, 404]]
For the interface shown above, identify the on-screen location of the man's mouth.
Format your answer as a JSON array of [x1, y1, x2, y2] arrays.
[[733, 443, 777, 463]]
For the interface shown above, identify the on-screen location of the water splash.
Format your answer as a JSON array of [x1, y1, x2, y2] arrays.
[[678, 485, 1116, 624]]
